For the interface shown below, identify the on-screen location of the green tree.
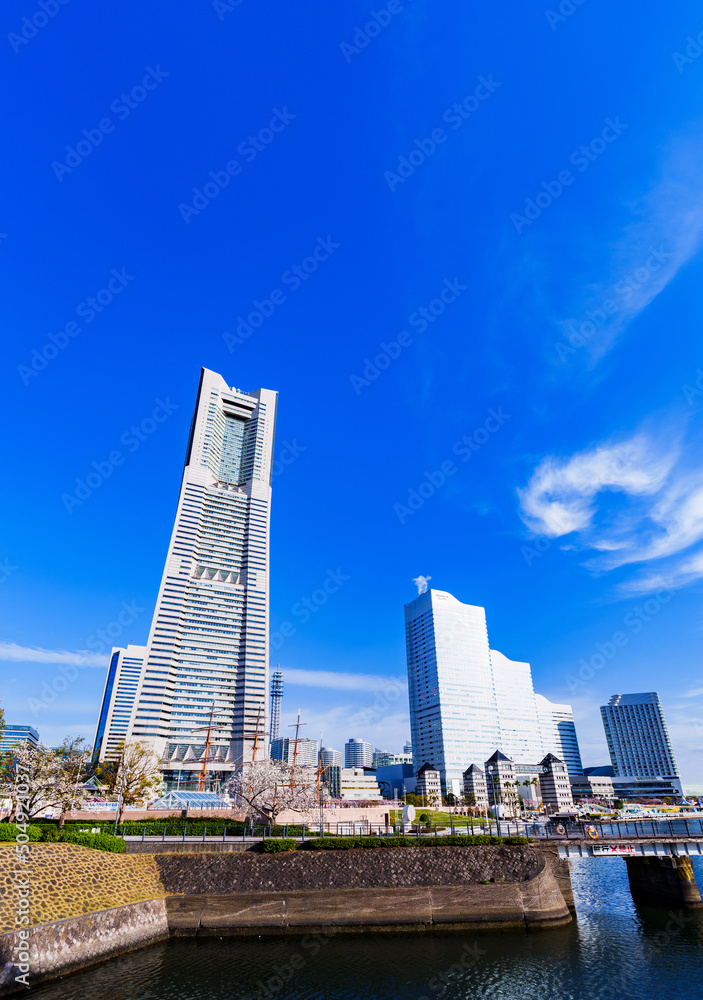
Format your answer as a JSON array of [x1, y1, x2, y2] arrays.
[[96, 740, 163, 822]]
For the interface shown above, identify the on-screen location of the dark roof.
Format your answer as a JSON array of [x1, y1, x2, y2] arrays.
[[463, 764, 484, 775], [539, 753, 564, 765], [417, 762, 439, 775], [485, 750, 513, 763]]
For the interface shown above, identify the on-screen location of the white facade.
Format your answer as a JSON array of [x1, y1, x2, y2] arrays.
[[320, 747, 343, 768], [270, 737, 319, 767], [462, 764, 488, 808], [538, 754, 575, 813], [404, 590, 584, 794], [344, 738, 373, 768], [92, 645, 147, 762], [416, 763, 442, 805], [601, 692, 679, 780], [405, 590, 499, 796], [490, 650, 544, 764], [127, 368, 277, 777], [536, 694, 584, 778], [340, 767, 382, 801]]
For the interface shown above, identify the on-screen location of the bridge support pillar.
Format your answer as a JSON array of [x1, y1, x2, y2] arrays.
[[625, 855, 703, 909]]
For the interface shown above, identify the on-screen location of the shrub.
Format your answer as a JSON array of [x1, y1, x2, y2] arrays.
[[58, 832, 125, 853], [306, 834, 530, 851], [0, 823, 43, 841], [260, 838, 296, 853]]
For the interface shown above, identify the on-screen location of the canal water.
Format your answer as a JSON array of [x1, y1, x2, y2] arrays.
[[32, 856, 703, 999]]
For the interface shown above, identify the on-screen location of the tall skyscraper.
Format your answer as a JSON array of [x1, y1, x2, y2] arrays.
[[535, 694, 584, 778], [126, 369, 277, 782], [270, 668, 284, 744], [405, 590, 500, 795], [404, 589, 583, 794], [344, 738, 373, 768], [92, 645, 147, 762], [600, 692, 679, 780]]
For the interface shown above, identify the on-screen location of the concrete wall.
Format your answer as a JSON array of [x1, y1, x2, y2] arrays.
[[0, 898, 169, 996]]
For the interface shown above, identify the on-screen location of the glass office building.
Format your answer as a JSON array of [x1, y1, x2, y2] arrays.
[[404, 589, 584, 795], [0, 724, 39, 753], [601, 692, 680, 782], [126, 368, 277, 782], [92, 644, 147, 762]]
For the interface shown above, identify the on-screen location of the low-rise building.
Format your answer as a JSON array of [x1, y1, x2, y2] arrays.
[[462, 764, 488, 809], [538, 753, 574, 813], [375, 762, 414, 799], [570, 773, 615, 802], [416, 763, 442, 807], [485, 750, 518, 816], [339, 767, 382, 801]]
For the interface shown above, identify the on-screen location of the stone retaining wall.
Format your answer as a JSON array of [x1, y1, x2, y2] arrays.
[[0, 898, 169, 996], [154, 845, 543, 893]]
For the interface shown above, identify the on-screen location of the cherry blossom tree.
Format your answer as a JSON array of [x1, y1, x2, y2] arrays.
[[226, 759, 321, 825], [0, 738, 90, 823]]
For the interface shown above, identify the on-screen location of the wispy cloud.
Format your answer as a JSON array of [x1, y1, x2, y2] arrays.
[[518, 432, 677, 537], [552, 126, 703, 366], [683, 687, 703, 699], [0, 642, 108, 667], [284, 668, 406, 693], [519, 423, 703, 595]]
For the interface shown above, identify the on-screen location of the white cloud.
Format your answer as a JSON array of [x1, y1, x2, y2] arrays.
[[519, 425, 703, 596], [683, 687, 703, 699], [0, 642, 108, 667], [518, 433, 676, 537]]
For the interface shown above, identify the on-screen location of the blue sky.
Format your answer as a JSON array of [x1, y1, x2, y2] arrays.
[[2, 1, 703, 779]]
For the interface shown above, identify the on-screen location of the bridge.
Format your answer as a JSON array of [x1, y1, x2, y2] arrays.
[[528, 817, 703, 909]]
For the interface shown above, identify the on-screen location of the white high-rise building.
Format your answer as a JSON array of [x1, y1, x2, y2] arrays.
[[535, 694, 584, 778], [127, 368, 277, 782], [93, 644, 147, 762], [601, 692, 679, 780], [270, 737, 319, 767], [404, 589, 583, 795], [490, 649, 543, 764], [320, 747, 343, 768], [344, 738, 373, 768]]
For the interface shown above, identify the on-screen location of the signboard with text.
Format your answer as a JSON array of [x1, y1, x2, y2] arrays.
[[592, 844, 636, 856]]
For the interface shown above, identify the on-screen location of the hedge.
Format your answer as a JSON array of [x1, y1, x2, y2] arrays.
[[305, 835, 530, 850], [0, 823, 43, 842], [58, 832, 125, 853], [43, 820, 320, 838], [0, 823, 124, 852], [260, 838, 297, 853]]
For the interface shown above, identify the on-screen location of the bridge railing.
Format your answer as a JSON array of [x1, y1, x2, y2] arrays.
[[530, 818, 703, 840]]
